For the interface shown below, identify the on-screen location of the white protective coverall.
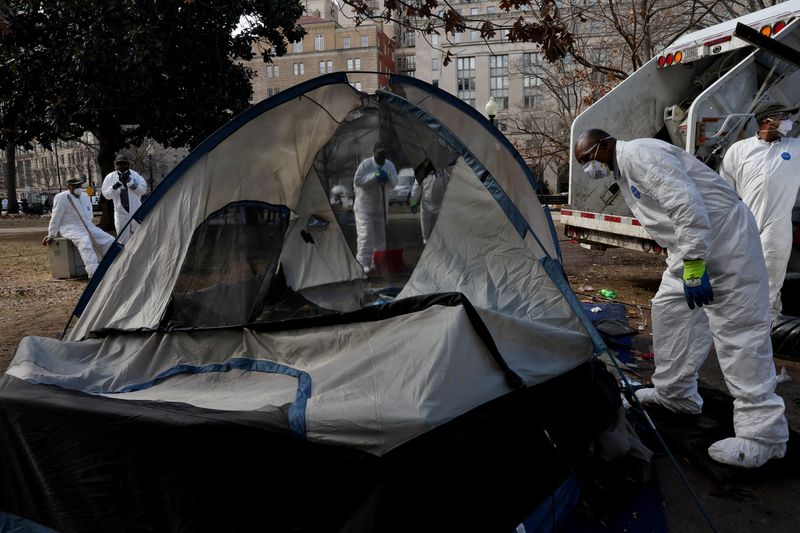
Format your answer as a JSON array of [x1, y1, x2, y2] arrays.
[[720, 135, 800, 320], [101, 169, 147, 244], [410, 169, 451, 244], [614, 139, 788, 465], [47, 191, 115, 277], [353, 156, 398, 269]]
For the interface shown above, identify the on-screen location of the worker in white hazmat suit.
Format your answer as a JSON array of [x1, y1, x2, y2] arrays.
[[43, 177, 115, 277], [102, 154, 147, 244], [409, 160, 451, 244], [574, 129, 788, 468], [353, 142, 398, 272], [720, 104, 800, 321]]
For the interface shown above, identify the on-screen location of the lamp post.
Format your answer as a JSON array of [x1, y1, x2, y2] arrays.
[[485, 96, 498, 126]]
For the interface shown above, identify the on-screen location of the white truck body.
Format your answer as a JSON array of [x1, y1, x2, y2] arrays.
[[566, 1, 800, 262]]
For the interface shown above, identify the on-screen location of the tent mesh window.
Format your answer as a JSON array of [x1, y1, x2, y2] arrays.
[[166, 201, 293, 328]]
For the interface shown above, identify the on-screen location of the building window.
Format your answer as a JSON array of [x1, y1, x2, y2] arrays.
[[361, 35, 369, 47], [266, 65, 274, 78], [354, 81, 362, 91], [401, 30, 415, 47], [343, 36, 351, 49], [454, 32, 462, 44], [523, 52, 542, 108], [432, 79, 439, 88], [456, 56, 476, 107], [274, 65, 280, 77], [347, 58, 361, 71], [470, 7, 479, 15], [292, 41, 303, 54], [471, 30, 479, 41], [319, 60, 334, 73], [431, 33, 439, 46], [293, 62, 304, 76], [267, 88, 274, 97], [432, 57, 440, 71], [315, 34, 324, 51], [487, 6, 495, 14], [489, 55, 509, 110], [397, 55, 415, 74]]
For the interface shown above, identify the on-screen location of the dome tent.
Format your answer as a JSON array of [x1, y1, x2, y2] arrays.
[[0, 74, 645, 531]]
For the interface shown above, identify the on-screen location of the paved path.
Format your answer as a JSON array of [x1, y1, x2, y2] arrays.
[[0, 227, 46, 235]]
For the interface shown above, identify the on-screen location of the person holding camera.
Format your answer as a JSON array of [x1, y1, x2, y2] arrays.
[[102, 154, 147, 244]]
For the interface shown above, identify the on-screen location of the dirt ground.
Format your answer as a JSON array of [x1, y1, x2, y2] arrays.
[[1, 214, 799, 531], [555, 218, 800, 533]]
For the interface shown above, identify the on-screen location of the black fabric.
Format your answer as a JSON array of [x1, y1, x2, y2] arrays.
[[0, 359, 621, 533], [166, 201, 290, 328], [119, 182, 129, 213], [772, 316, 800, 362]]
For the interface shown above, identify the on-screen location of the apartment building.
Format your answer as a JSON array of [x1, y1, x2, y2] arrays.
[[0, 133, 186, 198], [248, 13, 394, 102]]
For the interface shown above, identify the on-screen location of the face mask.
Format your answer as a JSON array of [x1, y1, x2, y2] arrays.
[[71, 188, 82, 197], [583, 160, 610, 180], [778, 119, 793, 135]]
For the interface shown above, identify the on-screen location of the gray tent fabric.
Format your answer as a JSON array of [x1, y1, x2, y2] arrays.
[[7, 73, 613, 457]]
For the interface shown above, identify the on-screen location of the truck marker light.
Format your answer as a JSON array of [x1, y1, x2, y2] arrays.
[[657, 55, 666, 68], [774, 21, 786, 34], [666, 53, 674, 65], [760, 25, 773, 37], [674, 51, 683, 63], [704, 35, 732, 47]]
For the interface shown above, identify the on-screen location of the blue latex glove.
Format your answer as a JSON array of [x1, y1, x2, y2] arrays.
[[682, 259, 713, 310], [375, 168, 389, 184]]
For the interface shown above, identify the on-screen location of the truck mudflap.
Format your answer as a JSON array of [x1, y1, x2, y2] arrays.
[[560, 208, 668, 255]]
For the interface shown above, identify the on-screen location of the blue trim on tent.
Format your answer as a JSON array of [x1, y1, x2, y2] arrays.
[[388, 74, 563, 260], [544, 206, 564, 263], [73, 241, 124, 317], [389, 74, 539, 192], [133, 72, 349, 224], [70, 73, 350, 318], [376, 89, 553, 259], [540, 256, 608, 354], [111, 358, 312, 437], [0, 512, 59, 533], [483, 177, 532, 239]]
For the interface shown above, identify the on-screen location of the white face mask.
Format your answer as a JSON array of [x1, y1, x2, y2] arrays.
[[583, 160, 610, 180], [71, 187, 82, 197], [777, 119, 793, 135]]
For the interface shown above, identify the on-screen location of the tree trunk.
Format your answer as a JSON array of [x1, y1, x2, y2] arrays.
[[93, 124, 121, 233], [4, 144, 19, 215]]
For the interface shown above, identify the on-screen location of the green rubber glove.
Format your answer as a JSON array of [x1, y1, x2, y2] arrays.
[[682, 259, 706, 286], [682, 259, 714, 309]]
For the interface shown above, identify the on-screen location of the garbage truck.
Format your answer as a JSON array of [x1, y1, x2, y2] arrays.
[[564, 0, 800, 314]]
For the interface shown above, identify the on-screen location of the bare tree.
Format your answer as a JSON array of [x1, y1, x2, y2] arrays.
[[506, 48, 618, 191]]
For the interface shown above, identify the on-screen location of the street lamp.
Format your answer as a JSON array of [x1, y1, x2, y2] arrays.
[[485, 97, 498, 125]]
